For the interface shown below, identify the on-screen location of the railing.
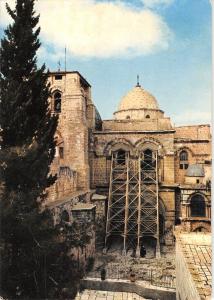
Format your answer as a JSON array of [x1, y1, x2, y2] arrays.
[[87, 265, 176, 289]]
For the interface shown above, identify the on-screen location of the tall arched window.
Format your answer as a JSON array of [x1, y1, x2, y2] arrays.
[[116, 149, 126, 165], [142, 149, 153, 170], [190, 194, 206, 217], [179, 150, 188, 169], [54, 92, 61, 113]]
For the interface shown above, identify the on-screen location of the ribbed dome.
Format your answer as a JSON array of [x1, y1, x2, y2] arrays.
[[186, 164, 205, 177], [118, 85, 159, 111]]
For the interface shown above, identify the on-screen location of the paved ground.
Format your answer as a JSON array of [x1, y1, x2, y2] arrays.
[[75, 289, 151, 300], [178, 232, 212, 299]]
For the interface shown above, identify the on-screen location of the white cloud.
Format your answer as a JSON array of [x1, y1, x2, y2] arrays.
[[141, 0, 174, 9], [172, 111, 211, 126], [0, 0, 172, 58]]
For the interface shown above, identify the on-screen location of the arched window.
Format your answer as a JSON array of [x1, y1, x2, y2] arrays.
[[190, 194, 206, 217], [116, 149, 126, 165], [54, 92, 61, 113], [179, 150, 188, 169], [126, 115, 130, 119], [142, 149, 153, 170], [145, 115, 150, 119], [61, 210, 70, 222]]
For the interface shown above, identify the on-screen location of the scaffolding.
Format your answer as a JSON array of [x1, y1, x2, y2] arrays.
[[105, 150, 160, 257]]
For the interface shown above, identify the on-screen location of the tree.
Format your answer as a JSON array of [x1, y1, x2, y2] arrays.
[[0, 0, 89, 298]]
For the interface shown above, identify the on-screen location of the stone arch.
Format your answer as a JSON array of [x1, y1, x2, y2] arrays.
[[135, 137, 165, 156], [188, 192, 207, 217], [187, 192, 208, 204], [51, 88, 63, 111], [192, 222, 210, 232], [103, 138, 134, 156], [176, 146, 195, 157]]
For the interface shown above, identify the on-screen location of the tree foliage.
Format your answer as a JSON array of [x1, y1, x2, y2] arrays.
[[0, 0, 91, 298]]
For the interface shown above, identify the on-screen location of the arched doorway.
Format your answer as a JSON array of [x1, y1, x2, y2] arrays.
[[190, 194, 206, 217]]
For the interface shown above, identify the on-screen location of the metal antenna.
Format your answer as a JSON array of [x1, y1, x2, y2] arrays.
[[57, 61, 61, 72], [65, 47, 67, 72], [136, 74, 140, 87]]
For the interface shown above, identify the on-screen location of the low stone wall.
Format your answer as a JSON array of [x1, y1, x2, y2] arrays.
[[81, 278, 176, 300]]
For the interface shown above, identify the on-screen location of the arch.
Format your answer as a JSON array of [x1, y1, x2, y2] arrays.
[[190, 194, 206, 217], [176, 146, 195, 157], [192, 222, 210, 232], [135, 137, 165, 156], [179, 150, 188, 161], [193, 226, 209, 233], [103, 138, 134, 156], [179, 149, 189, 170], [126, 115, 130, 119], [145, 114, 150, 119]]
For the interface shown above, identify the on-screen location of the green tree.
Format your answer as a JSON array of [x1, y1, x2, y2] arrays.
[[0, 0, 89, 298]]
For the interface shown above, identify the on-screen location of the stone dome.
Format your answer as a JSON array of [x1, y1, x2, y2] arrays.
[[118, 84, 159, 111], [186, 164, 205, 177]]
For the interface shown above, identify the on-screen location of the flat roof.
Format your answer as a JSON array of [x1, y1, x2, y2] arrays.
[[176, 232, 211, 299], [45, 190, 90, 208], [47, 70, 91, 87]]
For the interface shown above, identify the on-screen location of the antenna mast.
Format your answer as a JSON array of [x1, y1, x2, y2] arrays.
[[65, 46, 67, 72]]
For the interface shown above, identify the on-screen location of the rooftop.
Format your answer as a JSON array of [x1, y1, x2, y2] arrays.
[[117, 85, 159, 112], [177, 232, 211, 299]]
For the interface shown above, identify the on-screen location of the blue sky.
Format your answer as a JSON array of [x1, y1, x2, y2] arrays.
[[0, 0, 212, 125]]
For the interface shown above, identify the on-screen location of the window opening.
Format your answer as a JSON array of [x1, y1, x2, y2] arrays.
[[116, 150, 126, 165], [142, 149, 153, 170], [190, 194, 206, 217], [179, 150, 188, 169], [55, 74, 62, 80], [54, 92, 61, 113]]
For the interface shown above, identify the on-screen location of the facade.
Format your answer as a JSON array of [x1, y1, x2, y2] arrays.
[[45, 71, 211, 259]]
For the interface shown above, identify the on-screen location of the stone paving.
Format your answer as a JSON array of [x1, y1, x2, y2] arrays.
[[87, 244, 176, 289], [75, 289, 151, 300], [178, 233, 212, 299]]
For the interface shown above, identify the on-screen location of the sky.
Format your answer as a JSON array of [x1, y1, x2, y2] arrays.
[[0, 0, 212, 126]]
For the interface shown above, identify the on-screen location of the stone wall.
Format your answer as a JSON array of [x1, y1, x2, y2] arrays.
[[174, 125, 211, 184], [81, 278, 176, 300], [46, 72, 98, 205]]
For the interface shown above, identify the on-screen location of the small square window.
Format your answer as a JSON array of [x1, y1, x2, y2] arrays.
[[196, 179, 200, 184], [55, 75, 62, 80], [184, 164, 188, 169]]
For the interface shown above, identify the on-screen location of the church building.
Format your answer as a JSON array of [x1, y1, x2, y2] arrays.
[[45, 70, 211, 258]]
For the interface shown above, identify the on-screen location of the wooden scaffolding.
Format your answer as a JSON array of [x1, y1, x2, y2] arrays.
[[104, 150, 160, 257]]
